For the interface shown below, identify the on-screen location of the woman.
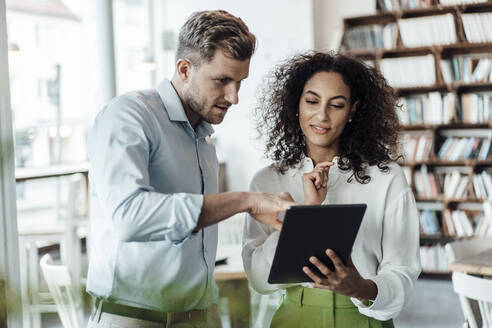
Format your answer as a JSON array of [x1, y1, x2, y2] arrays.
[[242, 52, 421, 327]]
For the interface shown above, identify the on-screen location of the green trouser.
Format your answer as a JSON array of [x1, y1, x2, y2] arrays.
[[270, 286, 394, 328]]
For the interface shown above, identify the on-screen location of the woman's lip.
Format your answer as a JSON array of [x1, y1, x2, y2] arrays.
[[310, 125, 329, 135]]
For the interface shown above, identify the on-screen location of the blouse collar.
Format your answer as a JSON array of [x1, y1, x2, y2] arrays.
[[287, 154, 348, 188]]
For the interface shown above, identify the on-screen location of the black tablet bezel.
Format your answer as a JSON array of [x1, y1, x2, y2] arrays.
[[267, 204, 367, 284]]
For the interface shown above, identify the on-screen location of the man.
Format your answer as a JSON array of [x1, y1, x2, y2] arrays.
[[86, 10, 294, 328]]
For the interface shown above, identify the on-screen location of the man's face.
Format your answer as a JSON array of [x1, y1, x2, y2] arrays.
[[183, 50, 250, 124]]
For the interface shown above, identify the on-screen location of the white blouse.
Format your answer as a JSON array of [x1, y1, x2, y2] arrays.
[[242, 156, 421, 321]]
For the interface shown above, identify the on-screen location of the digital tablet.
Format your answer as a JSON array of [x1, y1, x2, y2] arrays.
[[268, 204, 366, 284]]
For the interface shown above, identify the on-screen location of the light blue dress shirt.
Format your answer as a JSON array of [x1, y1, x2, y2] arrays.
[[86, 79, 220, 312]]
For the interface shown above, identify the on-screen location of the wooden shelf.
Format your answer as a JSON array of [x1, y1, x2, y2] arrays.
[[401, 6, 456, 18], [374, 2, 492, 17], [455, 82, 492, 93], [462, 1, 492, 13], [401, 123, 492, 130], [396, 85, 448, 95], [343, 42, 492, 59], [400, 159, 492, 166], [416, 196, 486, 203], [420, 234, 455, 243], [441, 42, 492, 56], [394, 82, 492, 94], [344, 12, 397, 26], [344, 2, 492, 280]]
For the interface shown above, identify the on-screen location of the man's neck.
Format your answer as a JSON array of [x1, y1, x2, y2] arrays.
[[170, 79, 200, 129]]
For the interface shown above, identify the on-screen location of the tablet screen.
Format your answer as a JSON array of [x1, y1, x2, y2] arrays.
[[268, 204, 366, 284]]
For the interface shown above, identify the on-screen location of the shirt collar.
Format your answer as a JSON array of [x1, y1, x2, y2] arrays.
[[156, 78, 215, 138]]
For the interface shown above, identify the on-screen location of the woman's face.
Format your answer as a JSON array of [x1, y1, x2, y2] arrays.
[[298, 71, 357, 155]]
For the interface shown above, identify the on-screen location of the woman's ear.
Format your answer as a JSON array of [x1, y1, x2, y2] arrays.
[[350, 100, 359, 117], [175, 58, 192, 82]]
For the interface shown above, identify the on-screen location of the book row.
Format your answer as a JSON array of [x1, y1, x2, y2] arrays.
[[401, 134, 492, 162], [398, 92, 492, 126], [413, 166, 470, 199], [398, 93, 456, 125], [419, 205, 491, 238], [413, 166, 492, 200], [420, 244, 449, 273], [398, 13, 456, 47], [437, 135, 492, 161], [380, 55, 436, 87], [377, 0, 435, 11], [440, 0, 488, 4], [462, 12, 492, 43], [343, 24, 398, 50], [441, 57, 492, 84], [400, 134, 433, 161]]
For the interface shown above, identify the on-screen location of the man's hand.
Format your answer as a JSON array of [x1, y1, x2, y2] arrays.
[[302, 162, 334, 205], [247, 192, 297, 230]]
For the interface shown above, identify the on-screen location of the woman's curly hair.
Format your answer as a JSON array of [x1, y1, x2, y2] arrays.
[[255, 51, 401, 184]]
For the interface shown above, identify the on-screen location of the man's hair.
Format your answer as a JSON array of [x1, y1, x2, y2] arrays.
[[176, 10, 256, 65]]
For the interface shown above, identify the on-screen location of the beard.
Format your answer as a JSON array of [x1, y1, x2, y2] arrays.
[[183, 81, 225, 125]]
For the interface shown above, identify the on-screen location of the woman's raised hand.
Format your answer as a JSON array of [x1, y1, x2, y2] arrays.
[[302, 161, 334, 205]]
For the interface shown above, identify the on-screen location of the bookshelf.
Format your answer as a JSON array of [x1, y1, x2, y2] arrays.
[[341, 0, 492, 277]]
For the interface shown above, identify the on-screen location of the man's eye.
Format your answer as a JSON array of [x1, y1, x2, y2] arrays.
[[216, 78, 229, 84]]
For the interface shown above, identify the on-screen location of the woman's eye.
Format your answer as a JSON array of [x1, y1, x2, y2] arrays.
[[305, 100, 317, 104], [331, 104, 344, 109]]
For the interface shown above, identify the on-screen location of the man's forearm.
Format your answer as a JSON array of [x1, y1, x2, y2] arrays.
[[195, 192, 251, 230]]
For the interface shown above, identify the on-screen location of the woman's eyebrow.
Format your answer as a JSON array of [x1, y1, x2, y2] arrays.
[[329, 95, 347, 101], [305, 90, 347, 101], [305, 90, 320, 97]]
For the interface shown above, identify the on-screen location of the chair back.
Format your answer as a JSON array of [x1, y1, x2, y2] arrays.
[[39, 254, 82, 328], [452, 272, 492, 328]]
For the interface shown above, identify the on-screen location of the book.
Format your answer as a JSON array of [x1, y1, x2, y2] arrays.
[[481, 171, 492, 199], [472, 58, 492, 82], [444, 171, 462, 198]]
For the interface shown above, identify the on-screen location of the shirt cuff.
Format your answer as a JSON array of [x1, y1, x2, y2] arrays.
[[350, 275, 387, 311], [169, 193, 204, 245]]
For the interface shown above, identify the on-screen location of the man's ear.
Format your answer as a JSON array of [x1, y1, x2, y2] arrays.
[[176, 58, 192, 82]]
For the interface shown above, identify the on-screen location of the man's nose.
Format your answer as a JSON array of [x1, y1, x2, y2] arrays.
[[224, 84, 239, 105]]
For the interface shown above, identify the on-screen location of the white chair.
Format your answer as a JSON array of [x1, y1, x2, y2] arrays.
[[451, 272, 492, 328], [446, 237, 492, 328], [17, 173, 89, 328], [39, 254, 83, 328]]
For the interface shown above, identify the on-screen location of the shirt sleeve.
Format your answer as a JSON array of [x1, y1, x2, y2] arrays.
[[351, 189, 422, 320], [88, 95, 203, 244], [241, 178, 295, 294]]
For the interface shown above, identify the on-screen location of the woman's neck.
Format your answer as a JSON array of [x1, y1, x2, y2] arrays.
[[305, 143, 339, 166]]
